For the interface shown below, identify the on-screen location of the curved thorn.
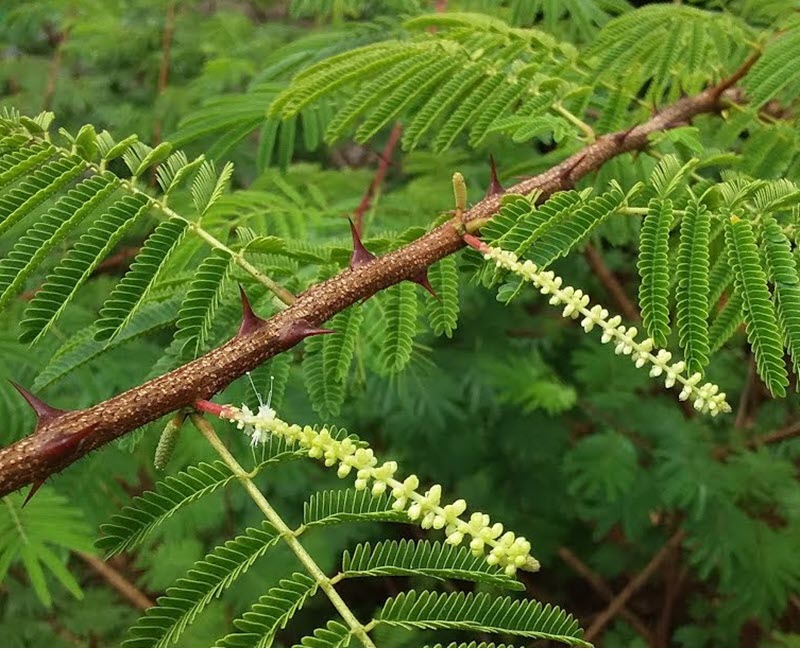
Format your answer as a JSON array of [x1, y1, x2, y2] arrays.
[[9, 380, 66, 426], [279, 319, 336, 346], [237, 284, 266, 336], [411, 270, 439, 301], [22, 481, 44, 508], [486, 154, 504, 197], [348, 218, 376, 269]]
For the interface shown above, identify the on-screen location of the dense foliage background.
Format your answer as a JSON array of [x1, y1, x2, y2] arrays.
[[1, 0, 799, 647]]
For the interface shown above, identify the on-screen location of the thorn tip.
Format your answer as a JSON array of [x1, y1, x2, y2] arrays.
[[349, 219, 376, 269], [9, 380, 65, 425], [486, 155, 503, 197], [238, 285, 266, 336]]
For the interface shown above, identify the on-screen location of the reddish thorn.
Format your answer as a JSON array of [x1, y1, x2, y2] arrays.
[[9, 380, 66, 426], [486, 155, 504, 197], [463, 233, 487, 252], [237, 285, 266, 336], [40, 423, 99, 462], [348, 219, 376, 269], [22, 481, 44, 508], [280, 319, 336, 346], [411, 270, 439, 301]]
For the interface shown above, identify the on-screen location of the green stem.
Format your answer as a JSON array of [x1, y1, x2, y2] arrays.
[[186, 221, 296, 305], [191, 414, 375, 648], [552, 103, 596, 142]]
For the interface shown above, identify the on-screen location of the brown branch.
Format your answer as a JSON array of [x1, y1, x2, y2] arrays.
[[584, 530, 686, 643], [353, 122, 402, 236], [0, 55, 759, 499], [77, 551, 153, 610], [558, 547, 655, 645], [583, 244, 640, 321]]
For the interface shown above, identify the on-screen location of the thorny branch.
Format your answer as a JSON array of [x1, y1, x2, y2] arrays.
[[0, 53, 760, 498]]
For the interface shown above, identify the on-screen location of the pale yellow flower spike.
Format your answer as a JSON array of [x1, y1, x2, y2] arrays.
[[202, 401, 540, 578], [462, 234, 731, 416]]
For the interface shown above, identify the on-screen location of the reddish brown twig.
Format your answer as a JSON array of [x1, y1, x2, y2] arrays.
[[558, 547, 655, 645], [584, 530, 686, 643], [353, 122, 402, 236], [77, 551, 153, 610], [735, 356, 757, 429], [0, 54, 760, 499], [583, 244, 639, 322], [42, 27, 67, 111], [151, 1, 176, 147]]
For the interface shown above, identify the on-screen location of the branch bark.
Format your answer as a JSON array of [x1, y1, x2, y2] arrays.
[[0, 55, 758, 498]]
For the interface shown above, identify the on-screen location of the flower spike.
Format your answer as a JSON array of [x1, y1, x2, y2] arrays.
[[9, 380, 66, 427], [409, 270, 439, 301], [278, 318, 336, 346], [486, 155, 503, 197], [237, 285, 267, 336], [192, 398, 541, 577], [470, 239, 732, 416], [348, 218, 376, 269]]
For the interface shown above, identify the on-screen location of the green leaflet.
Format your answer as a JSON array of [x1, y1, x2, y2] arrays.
[[96, 443, 305, 557], [19, 193, 152, 344], [675, 198, 711, 373], [341, 540, 523, 590], [638, 197, 673, 347], [709, 291, 744, 354], [743, 26, 800, 107], [0, 172, 119, 312], [375, 590, 589, 647], [426, 257, 460, 338], [302, 489, 406, 529], [0, 155, 86, 237], [377, 282, 418, 374], [34, 297, 182, 390], [217, 573, 318, 648], [95, 217, 189, 340], [725, 217, 788, 396], [762, 216, 800, 379], [304, 331, 346, 419], [174, 249, 234, 357], [123, 523, 281, 648]]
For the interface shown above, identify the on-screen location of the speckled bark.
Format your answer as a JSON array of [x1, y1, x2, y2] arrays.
[[0, 61, 756, 498]]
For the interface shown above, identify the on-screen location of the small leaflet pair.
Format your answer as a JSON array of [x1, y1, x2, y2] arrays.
[[9, 380, 97, 507]]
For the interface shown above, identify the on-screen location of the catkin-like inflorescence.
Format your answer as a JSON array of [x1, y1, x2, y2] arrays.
[[476, 242, 731, 416], [209, 403, 539, 577]]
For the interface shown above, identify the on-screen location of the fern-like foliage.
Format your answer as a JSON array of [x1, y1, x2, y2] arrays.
[[302, 489, 407, 529], [374, 590, 588, 646], [587, 4, 751, 101], [638, 197, 673, 347], [378, 282, 418, 374], [762, 216, 800, 380], [675, 198, 711, 374], [341, 540, 523, 590], [19, 194, 153, 343], [97, 441, 303, 556], [743, 23, 800, 107], [0, 489, 94, 607], [217, 573, 318, 648], [725, 216, 788, 396], [123, 523, 281, 648], [95, 217, 189, 341], [270, 13, 575, 151], [426, 257, 460, 338]]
